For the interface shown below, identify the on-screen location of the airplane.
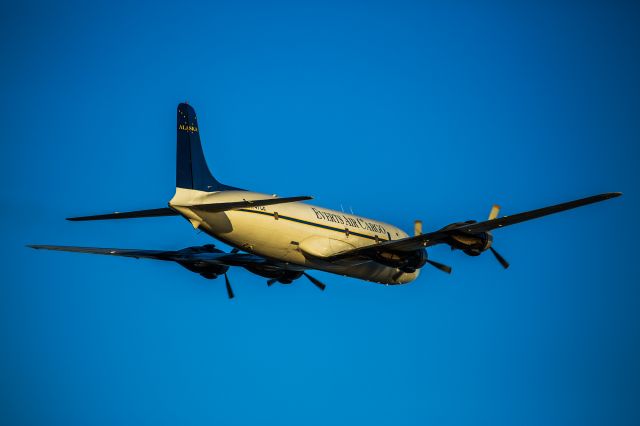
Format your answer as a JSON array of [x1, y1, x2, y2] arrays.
[[29, 103, 622, 299]]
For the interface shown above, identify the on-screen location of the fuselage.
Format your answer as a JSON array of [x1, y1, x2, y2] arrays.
[[170, 189, 419, 284]]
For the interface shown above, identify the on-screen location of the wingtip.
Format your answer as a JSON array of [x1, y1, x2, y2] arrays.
[[596, 192, 622, 200], [600, 192, 623, 201]]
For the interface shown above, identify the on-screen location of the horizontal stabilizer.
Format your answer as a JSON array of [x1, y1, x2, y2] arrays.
[[188, 195, 312, 213], [27, 244, 172, 259], [67, 207, 179, 221]]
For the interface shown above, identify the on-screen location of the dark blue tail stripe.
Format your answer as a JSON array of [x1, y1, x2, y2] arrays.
[[176, 103, 242, 192]]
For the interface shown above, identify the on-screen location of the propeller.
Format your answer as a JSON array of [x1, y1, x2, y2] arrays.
[[224, 273, 235, 299], [426, 259, 452, 274], [414, 220, 422, 236], [416, 205, 509, 272], [487, 204, 509, 269], [489, 247, 509, 269], [303, 272, 326, 291], [488, 204, 501, 220]]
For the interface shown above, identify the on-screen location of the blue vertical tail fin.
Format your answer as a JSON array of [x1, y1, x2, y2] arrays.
[[176, 103, 241, 192]]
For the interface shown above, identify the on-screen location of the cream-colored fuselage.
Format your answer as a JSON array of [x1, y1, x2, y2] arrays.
[[170, 189, 419, 284]]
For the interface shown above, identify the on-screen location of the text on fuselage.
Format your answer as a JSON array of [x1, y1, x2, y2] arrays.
[[311, 208, 388, 234]]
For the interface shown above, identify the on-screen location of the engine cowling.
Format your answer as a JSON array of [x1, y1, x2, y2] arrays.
[[178, 261, 229, 279], [432, 204, 511, 270], [441, 222, 493, 256], [371, 248, 427, 273], [243, 265, 303, 284], [176, 244, 229, 279]]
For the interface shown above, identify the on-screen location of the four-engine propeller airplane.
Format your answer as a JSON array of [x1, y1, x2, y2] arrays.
[[29, 103, 621, 299]]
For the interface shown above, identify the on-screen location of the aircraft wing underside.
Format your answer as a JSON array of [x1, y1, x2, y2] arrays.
[[28, 243, 326, 299], [326, 192, 621, 261], [27, 244, 303, 271]]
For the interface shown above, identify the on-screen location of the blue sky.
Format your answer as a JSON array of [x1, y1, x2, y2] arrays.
[[1, 1, 638, 425]]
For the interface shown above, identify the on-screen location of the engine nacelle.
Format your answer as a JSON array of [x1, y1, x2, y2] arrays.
[[176, 244, 229, 279], [178, 261, 229, 279], [371, 249, 427, 273], [460, 232, 492, 256], [441, 222, 493, 256], [243, 265, 303, 284]]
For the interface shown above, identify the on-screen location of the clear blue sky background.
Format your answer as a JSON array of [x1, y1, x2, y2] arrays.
[[1, 1, 638, 425]]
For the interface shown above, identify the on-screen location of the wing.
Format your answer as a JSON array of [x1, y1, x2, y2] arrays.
[[324, 228, 450, 260], [67, 196, 312, 221], [451, 192, 621, 234], [326, 192, 622, 260], [27, 244, 290, 268], [67, 207, 179, 221]]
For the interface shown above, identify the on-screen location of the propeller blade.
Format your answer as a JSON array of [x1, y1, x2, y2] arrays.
[[267, 279, 277, 286], [414, 220, 423, 236], [426, 259, 452, 274], [224, 273, 235, 299], [488, 204, 501, 220], [489, 247, 510, 269], [303, 272, 326, 291]]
